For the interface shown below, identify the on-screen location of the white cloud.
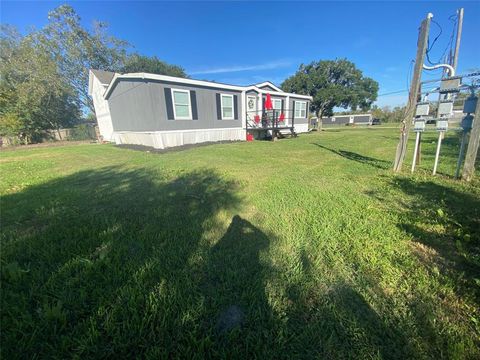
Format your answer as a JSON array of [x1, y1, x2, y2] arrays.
[[189, 60, 292, 75]]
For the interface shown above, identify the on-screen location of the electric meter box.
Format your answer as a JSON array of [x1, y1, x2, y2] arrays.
[[436, 119, 449, 131], [461, 115, 474, 131], [463, 97, 478, 114], [440, 78, 461, 92], [438, 101, 454, 116], [415, 102, 430, 116], [413, 119, 426, 132]]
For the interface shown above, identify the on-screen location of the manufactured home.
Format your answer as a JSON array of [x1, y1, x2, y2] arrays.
[[322, 114, 372, 126], [88, 70, 312, 149]]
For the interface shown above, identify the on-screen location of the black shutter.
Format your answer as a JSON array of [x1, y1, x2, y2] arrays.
[[281, 99, 284, 113], [190, 91, 198, 120], [233, 95, 238, 120], [216, 93, 222, 120], [262, 97, 265, 112], [164, 88, 174, 120]]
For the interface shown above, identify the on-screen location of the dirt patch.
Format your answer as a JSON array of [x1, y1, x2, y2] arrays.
[[116, 140, 241, 154]]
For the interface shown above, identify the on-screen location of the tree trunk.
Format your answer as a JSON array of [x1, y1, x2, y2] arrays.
[[316, 110, 323, 131]]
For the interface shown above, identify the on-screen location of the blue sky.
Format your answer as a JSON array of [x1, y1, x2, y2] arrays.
[[2, 1, 479, 107]]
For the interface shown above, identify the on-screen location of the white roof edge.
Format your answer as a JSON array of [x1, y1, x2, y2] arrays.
[[254, 81, 283, 92], [104, 72, 312, 100]]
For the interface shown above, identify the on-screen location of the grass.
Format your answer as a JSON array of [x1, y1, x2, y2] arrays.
[[1, 127, 479, 359]]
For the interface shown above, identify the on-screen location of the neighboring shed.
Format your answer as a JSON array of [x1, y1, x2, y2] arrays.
[[322, 114, 372, 126]]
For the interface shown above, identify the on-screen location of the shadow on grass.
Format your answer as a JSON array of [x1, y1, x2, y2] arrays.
[[1, 167, 241, 357], [312, 143, 391, 169], [3, 166, 454, 358], [283, 251, 414, 359]]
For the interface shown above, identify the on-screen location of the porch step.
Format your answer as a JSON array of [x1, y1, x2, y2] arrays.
[[274, 128, 297, 139]]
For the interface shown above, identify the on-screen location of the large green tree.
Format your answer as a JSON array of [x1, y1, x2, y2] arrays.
[[0, 26, 79, 143], [37, 5, 129, 113], [281, 59, 379, 118], [121, 53, 187, 77]]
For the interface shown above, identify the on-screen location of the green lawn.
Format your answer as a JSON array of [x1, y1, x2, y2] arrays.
[[1, 127, 479, 359]]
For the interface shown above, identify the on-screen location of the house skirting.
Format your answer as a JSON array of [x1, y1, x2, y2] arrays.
[[113, 128, 245, 149], [294, 123, 309, 133]]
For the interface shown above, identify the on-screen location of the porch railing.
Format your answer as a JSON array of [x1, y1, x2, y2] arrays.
[[246, 109, 296, 130]]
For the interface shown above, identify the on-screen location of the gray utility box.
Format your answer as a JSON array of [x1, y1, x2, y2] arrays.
[[440, 78, 461, 93], [415, 102, 430, 116], [413, 119, 426, 132], [463, 96, 478, 114], [436, 119, 449, 131], [438, 101, 454, 116], [461, 115, 474, 131]]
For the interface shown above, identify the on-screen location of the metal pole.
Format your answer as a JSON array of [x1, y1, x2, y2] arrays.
[[411, 132, 421, 173], [433, 132, 443, 175], [394, 13, 432, 172], [455, 130, 467, 178], [452, 8, 464, 72]]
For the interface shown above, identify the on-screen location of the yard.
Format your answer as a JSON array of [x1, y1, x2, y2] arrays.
[[1, 127, 479, 359]]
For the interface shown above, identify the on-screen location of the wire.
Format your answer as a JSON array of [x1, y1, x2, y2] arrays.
[[437, 14, 458, 64], [406, 59, 415, 92], [425, 19, 443, 65]]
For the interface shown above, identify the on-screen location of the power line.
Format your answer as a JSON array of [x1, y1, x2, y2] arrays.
[[426, 19, 443, 65]]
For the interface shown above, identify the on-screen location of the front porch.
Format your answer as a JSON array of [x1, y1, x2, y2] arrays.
[[246, 109, 297, 140]]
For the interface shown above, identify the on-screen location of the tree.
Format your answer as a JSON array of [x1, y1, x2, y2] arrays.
[[0, 25, 80, 143], [37, 5, 129, 113], [371, 105, 406, 123], [121, 53, 187, 77], [281, 59, 379, 118]]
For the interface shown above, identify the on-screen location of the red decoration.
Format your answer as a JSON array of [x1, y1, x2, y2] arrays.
[[279, 113, 285, 122], [264, 93, 273, 110], [254, 115, 260, 123]]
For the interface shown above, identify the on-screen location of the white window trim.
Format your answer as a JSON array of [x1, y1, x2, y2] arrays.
[[294, 100, 307, 118], [171, 88, 193, 120], [220, 94, 235, 120], [272, 98, 282, 112]]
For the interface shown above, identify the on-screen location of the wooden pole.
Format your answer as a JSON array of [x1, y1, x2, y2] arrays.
[[393, 14, 432, 172], [452, 8, 464, 72], [462, 98, 480, 181]]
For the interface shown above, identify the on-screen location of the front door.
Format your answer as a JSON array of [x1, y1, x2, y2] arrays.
[[246, 95, 258, 125]]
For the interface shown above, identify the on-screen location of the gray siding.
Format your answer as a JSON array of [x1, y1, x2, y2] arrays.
[[107, 79, 242, 132], [322, 116, 350, 125], [354, 115, 371, 123], [322, 115, 371, 125], [289, 98, 310, 124], [258, 85, 279, 92]]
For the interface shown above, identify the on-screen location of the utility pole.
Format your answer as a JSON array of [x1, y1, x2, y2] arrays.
[[452, 8, 464, 72], [393, 14, 432, 172], [462, 97, 480, 181]]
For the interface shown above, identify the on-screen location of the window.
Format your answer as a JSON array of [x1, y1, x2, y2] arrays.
[[272, 98, 282, 112], [294, 101, 307, 118], [172, 89, 192, 119], [221, 94, 234, 120]]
